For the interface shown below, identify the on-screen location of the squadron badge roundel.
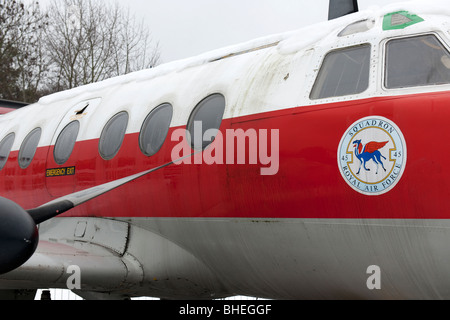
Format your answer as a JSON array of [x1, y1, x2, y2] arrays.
[[338, 116, 407, 196]]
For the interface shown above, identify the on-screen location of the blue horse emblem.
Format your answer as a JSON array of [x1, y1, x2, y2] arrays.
[[352, 140, 388, 175]]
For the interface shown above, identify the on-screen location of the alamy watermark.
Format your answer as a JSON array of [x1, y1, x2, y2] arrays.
[[66, 265, 81, 290], [171, 122, 280, 176], [366, 265, 381, 290]]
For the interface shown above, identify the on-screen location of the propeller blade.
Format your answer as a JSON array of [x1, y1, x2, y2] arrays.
[[27, 152, 197, 224]]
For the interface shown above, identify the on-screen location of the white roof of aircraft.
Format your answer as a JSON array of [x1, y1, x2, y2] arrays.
[[37, 0, 450, 107]]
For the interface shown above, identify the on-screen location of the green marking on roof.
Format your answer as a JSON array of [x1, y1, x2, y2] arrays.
[[383, 11, 424, 31]]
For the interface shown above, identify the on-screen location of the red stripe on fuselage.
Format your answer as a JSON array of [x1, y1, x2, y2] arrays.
[[2, 91, 450, 219]]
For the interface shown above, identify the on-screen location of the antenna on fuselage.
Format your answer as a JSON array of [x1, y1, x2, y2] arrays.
[[328, 0, 359, 20]]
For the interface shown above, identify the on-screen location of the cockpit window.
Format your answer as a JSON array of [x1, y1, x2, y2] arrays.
[[385, 34, 450, 89], [310, 44, 371, 100]]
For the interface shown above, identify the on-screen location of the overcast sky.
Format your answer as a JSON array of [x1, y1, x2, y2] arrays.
[[35, 0, 410, 64], [127, 0, 409, 63]]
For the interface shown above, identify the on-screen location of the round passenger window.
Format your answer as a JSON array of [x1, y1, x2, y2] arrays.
[[99, 111, 129, 160], [187, 94, 225, 150], [19, 128, 41, 169], [0, 133, 15, 170], [54, 121, 80, 165], [139, 103, 173, 157]]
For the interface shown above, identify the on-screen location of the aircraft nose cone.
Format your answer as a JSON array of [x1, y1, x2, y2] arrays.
[[0, 197, 39, 274]]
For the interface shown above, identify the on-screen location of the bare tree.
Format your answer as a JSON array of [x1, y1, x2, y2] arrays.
[[0, 0, 49, 102], [45, 0, 160, 91], [15, 2, 50, 102], [115, 7, 160, 75]]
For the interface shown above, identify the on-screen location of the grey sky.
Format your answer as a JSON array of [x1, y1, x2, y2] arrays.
[[128, 0, 408, 63], [33, 0, 409, 63]]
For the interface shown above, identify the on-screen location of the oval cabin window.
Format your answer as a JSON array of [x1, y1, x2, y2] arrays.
[[54, 121, 80, 165], [187, 94, 226, 150], [99, 111, 129, 160], [0, 133, 15, 170], [139, 103, 173, 157], [19, 128, 41, 169]]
